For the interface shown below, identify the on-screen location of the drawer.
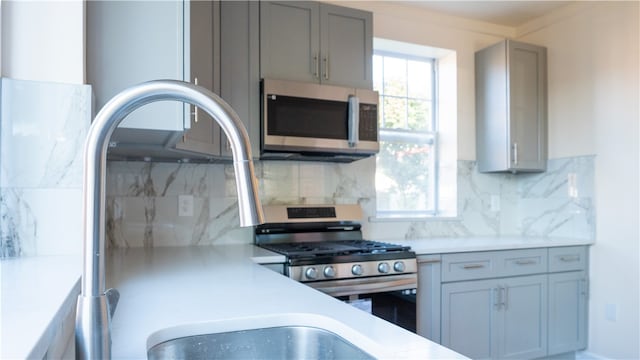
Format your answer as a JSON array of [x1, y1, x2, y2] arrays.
[[442, 248, 547, 282], [441, 252, 499, 282], [549, 246, 588, 272], [499, 248, 547, 277]]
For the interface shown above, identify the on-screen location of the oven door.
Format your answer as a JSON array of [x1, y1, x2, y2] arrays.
[[307, 274, 417, 333]]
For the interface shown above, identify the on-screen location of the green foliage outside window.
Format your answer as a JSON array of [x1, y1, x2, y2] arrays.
[[374, 52, 437, 216]]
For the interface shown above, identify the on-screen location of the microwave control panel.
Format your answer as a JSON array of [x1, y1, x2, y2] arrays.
[[359, 104, 378, 141]]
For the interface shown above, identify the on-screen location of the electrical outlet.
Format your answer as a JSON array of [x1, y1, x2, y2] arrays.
[[178, 195, 194, 217], [568, 173, 579, 198], [490, 194, 501, 212]]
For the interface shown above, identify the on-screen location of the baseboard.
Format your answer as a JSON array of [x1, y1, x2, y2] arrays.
[[576, 351, 609, 360]]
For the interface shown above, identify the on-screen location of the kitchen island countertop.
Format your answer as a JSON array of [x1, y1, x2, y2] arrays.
[[107, 244, 465, 359]]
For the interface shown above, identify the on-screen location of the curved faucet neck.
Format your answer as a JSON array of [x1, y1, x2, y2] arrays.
[[76, 80, 263, 359]]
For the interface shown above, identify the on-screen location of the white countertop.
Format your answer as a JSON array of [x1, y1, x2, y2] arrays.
[[396, 236, 594, 255], [0, 254, 82, 359], [107, 244, 464, 359], [3, 236, 593, 359]]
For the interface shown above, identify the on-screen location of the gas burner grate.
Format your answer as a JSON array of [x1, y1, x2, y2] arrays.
[[259, 240, 411, 260]]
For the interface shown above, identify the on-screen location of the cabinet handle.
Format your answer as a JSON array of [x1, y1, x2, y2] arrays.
[[502, 286, 509, 310], [580, 279, 589, 298], [559, 255, 580, 262], [515, 259, 536, 265], [313, 53, 319, 79], [323, 56, 329, 80], [462, 263, 485, 269], [512, 142, 518, 165], [193, 77, 199, 123], [493, 287, 501, 309]]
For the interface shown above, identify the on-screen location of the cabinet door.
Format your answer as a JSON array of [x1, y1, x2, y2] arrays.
[[417, 255, 441, 343], [87, 1, 185, 132], [260, 1, 320, 83], [548, 271, 588, 355], [220, 1, 260, 159], [508, 41, 547, 171], [442, 279, 497, 359], [175, 0, 221, 156], [497, 275, 548, 359], [319, 4, 372, 88]]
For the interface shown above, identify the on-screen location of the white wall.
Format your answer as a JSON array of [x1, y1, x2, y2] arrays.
[[518, 3, 639, 358], [1, 0, 84, 84]]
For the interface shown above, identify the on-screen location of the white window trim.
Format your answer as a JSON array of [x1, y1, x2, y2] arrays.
[[372, 38, 458, 221]]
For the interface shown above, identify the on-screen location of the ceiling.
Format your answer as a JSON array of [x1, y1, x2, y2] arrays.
[[400, 1, 573, 27]]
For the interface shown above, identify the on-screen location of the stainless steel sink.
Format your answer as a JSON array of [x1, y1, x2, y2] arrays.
[[147, 325, 375, 360]]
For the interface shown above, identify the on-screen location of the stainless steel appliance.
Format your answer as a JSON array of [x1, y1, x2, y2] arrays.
[[255, 204, 417, 332], [260, 79, 379, 162]]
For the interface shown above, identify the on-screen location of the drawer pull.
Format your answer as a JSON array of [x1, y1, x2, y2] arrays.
[[462, 264, 485, 269], [559, 255, 580, 262], [515, 259, 537, 265]]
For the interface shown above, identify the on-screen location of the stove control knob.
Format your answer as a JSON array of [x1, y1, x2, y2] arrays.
[[378, 262, 390, 274], [393, 261, 406, 272], [305, 267, 318, 280], [324, 266, 336, 278], [351, 264, 363, 276]]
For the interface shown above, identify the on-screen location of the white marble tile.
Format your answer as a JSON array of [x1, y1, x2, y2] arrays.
[[0, 78, 90, 189], [0, 78, 90, 257], [1, 188, 83, 256], [103, 156, 596, 247]]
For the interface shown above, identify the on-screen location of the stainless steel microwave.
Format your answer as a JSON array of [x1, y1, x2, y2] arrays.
[[260, 79, 379, 162]]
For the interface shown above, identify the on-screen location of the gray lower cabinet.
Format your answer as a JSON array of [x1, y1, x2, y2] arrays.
[[548, 246, 589, 355], [441, 275, 547, 360], [548, 271, 588, 354], [260, 1, 373, 89], [418, 246, 589, 360], [417, 255, 442, 343]]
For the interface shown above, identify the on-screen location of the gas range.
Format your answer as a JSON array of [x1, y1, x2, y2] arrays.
[[255, 204, 417, 296]]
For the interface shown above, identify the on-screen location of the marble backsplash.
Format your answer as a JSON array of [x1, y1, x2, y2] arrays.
[[0, 78, 91, 258], [0, 74, 595, 256], [103, 155, 595, 248]]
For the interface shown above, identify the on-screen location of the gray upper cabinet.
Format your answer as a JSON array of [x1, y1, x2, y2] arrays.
[[476, 39, 547, 173], [219, 1, 261, 159], [87, 0, 221, 160], [260, 1, 373, 89], [175, 0, 221, 156]]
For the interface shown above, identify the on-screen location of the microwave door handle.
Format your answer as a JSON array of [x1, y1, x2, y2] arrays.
[[348, 95, 359, 148]]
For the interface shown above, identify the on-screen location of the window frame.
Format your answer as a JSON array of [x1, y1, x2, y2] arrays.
[[374, 50, 441, 218]]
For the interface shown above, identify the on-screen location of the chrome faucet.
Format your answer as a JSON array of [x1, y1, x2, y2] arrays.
[[75, 80, 264, 359]]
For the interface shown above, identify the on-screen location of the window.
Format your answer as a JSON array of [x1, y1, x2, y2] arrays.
[[374, 52, 438, 217]]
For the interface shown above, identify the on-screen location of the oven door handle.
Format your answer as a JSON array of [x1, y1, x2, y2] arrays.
[[305, 274, 417, 297]]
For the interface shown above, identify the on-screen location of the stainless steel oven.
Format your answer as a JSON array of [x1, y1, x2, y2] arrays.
[[255, 204, 417, 333]]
